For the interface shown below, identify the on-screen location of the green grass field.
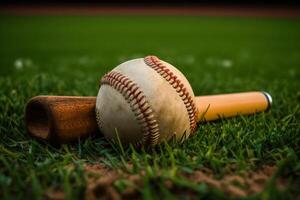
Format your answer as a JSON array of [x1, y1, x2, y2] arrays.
[[0, 16, 300, 199]]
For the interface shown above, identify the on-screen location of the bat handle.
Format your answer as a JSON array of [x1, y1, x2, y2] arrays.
[[195, 91, 272, 122], [25, 96, 98, 143]]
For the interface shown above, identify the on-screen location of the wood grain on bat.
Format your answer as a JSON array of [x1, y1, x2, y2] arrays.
[[25, 96, 98, 143]]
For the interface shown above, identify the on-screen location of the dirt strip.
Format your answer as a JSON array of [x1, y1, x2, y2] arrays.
[[44, 164, 286, 200], [0, 6, 300, 18]]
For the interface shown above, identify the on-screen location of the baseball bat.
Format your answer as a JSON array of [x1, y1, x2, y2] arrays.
[[25, 91, 272, 144]]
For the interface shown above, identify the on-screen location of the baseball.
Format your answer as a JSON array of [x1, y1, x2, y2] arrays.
[[95, 56, 198, 146]]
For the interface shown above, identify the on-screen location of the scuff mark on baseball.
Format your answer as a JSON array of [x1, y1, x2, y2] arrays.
[[96, 56, 198, 146]]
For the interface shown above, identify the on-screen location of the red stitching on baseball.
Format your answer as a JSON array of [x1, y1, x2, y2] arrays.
[[101, 71, 160, 146], [144, 55, 198, 133]]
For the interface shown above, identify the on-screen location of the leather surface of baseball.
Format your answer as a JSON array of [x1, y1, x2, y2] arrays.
[[96, 56, 198, 146]]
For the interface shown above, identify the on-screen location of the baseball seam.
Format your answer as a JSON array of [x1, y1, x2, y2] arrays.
[[100, 71, 160, 146], [144, 56, 198, 133]]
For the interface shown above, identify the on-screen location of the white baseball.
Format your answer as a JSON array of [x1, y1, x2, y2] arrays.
[[95, 56, 198, 146]]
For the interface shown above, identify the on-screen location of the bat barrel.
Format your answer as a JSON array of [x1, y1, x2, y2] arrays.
[[25, 96, 98, 143]]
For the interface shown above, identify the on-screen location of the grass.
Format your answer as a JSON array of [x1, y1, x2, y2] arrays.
[[0, 15, 300, 199]]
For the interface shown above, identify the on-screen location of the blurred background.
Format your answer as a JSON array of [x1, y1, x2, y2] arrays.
[[1, 1, 299, 21], [0, 0, 299, 6]]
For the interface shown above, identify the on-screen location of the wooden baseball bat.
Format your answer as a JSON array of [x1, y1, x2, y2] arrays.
[[25, 92, 272, 143]]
